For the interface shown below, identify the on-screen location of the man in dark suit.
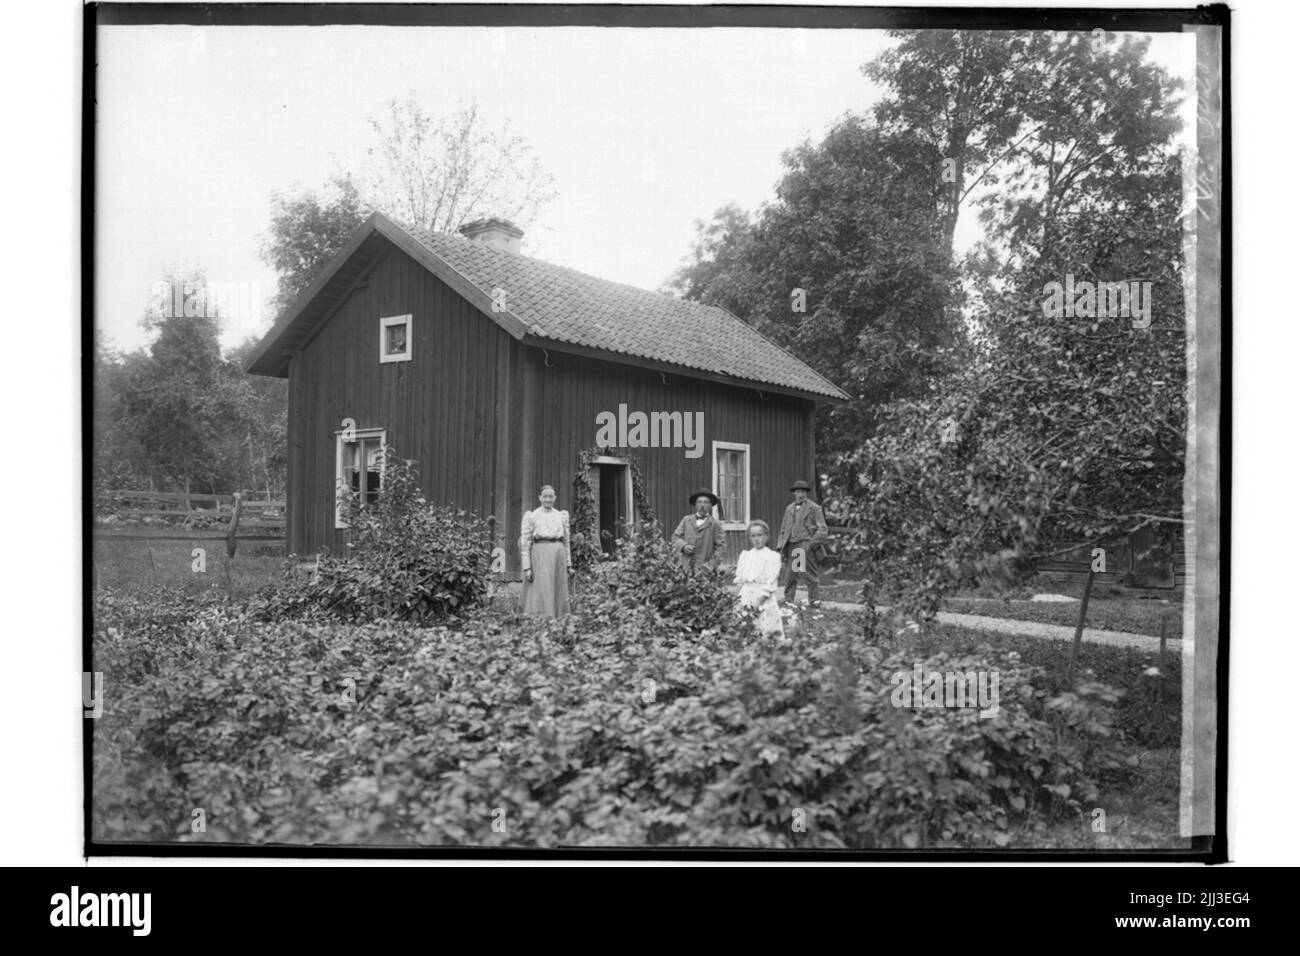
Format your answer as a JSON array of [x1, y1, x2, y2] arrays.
[[671, 488, 727, 571], [776, 480, 828, 608]]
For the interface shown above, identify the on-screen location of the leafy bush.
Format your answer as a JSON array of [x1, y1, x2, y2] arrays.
[[579, 520, 751, 635], [257, 452, 492, 623], [93, 588, 232, 681], [895, 620, 1181, 750], [93, 577, 1134, 848]]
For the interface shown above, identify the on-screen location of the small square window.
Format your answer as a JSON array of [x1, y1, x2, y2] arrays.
[[379, 314, 412, 363]]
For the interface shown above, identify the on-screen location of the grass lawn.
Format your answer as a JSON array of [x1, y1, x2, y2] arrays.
[[92, 531, 288, 600]]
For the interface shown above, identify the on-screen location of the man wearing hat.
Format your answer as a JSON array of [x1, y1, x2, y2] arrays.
[[776, 480, 829, 607], [671, 488, 727, 571]]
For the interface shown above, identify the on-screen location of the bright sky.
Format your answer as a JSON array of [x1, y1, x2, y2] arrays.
[[95, 25, 1193, 352]]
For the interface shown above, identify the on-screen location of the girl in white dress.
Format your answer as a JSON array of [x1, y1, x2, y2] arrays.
[[734, 519, 784, 637]]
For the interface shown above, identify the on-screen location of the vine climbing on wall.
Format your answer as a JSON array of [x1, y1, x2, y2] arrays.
[[570, 447, 657, 572]]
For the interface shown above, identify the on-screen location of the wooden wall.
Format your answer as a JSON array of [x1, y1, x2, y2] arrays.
[[286, 247, 511, 556], [286, 244, 822, 573], [523, 348, 817, 565]]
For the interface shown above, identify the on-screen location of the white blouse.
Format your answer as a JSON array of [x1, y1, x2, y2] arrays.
[[519, 507, 571, 570], [734, 546, 782, 589]]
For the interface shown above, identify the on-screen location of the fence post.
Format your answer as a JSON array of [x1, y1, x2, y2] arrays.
[[1066, 566, 1097, 683], [224, 492, 243, 591], [226, 492, 243, 558]]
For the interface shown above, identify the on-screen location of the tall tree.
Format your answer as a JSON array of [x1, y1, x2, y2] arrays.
[[359, 96, 556, 234], [843, 34, 1187, 618], [973, 32, 1183, 266], [664, 204, 765, 323], [114, 270, 255, 496], [93, 332, 151, 498], [669, 118, 957, 492], [260, 99, 557, 321], [261, 173, 368, 320], [865, 30, 1047, 258]]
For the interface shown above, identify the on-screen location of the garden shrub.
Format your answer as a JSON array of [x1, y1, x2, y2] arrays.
[[93, 578, 1133, 848], [895, 621, 1181, 751], [578, 520, 751, 636], [257, 452, 492, 623]]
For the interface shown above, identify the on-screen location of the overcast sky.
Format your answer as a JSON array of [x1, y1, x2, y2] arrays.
[[95, 25, 1192, 352]]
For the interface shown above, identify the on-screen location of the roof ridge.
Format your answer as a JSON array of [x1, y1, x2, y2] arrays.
[[402, 220, 713, 306]]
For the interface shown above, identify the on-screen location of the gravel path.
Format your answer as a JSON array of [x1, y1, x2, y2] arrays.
[[506, 580, 1182, 653], [819, 600, 1183, 652]]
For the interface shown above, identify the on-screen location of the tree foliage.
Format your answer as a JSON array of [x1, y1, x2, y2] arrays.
[[96, 270, 287, 499], [668, 116, 958, 490], [359, 96, 557, 235], [836, 31, 1187, 615], [668, 31, 1189, 616], [259, 99, 557, 323], [260, 173, 368, 320]]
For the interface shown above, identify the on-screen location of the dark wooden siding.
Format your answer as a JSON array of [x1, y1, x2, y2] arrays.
[[286, 247, 511, 556], [523, 348, 816, 564], [285, 245, 823, 574]]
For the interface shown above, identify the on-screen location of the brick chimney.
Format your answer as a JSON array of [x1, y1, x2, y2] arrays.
[[458, 217, 524, 255]]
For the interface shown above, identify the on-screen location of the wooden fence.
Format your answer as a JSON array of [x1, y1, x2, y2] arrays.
[[93, 490, 286, 550], [824, 524, 1187, 593]]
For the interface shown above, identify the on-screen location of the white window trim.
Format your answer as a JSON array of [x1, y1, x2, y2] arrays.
[[335, 426, 387, 528], [711, 440, 751, 531], [379, 313, 412, 363]]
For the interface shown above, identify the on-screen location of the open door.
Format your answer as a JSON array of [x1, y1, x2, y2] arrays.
[[587, 457, 633, 555]]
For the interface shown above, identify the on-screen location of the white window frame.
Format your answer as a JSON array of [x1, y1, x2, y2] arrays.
[[379, 313, 412, 363], [335, 426, 387, 528], [711, 440, 751, 531]]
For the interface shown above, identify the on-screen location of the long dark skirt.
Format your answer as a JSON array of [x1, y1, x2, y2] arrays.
[[522, 540, 570, 617]]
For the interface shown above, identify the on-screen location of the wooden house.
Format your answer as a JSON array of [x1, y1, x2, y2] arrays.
[[246, 212, 848, 576]]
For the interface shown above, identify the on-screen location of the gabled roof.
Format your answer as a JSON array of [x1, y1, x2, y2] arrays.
[[245, 212, 849, 402]]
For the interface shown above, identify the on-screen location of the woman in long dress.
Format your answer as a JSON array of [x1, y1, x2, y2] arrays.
[[520, 484, 572, 618], [734, 519, 784, 637]]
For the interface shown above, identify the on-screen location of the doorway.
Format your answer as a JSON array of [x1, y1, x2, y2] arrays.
[[588, 457, 633, 555]]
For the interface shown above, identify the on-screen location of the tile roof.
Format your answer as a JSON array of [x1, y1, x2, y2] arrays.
[[396, 221, 848, 401]]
